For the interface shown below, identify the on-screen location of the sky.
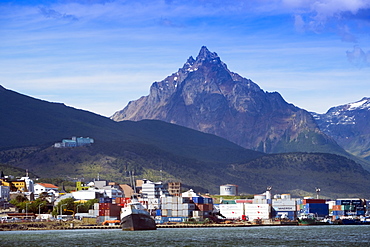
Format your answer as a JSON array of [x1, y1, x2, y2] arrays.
[[1, 0, 370, 117]]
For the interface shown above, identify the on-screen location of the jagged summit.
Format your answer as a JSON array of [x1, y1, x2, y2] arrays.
[[112, 46, 341, 154], [197, 46, 218, 61]]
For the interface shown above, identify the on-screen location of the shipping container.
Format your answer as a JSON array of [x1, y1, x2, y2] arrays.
[[332, 205, 342, 211], [271, 199, 296, 206], [99, 198, 112, 203], [303, 199, 326, 204], [192, 197, 204, 204], [341, 205, 356, 211], [246, 213, 270, 220], [245, 204, 271, 211], [332, 210, 344, 216], [162, 209, 172, 217], [303, 203, 329, 217]]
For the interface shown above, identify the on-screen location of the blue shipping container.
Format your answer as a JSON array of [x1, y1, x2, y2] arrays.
[[192, 197, 204, 204], [332, 210, 344, 216], [304, 203, 329, 217], [156, 209, 162, 216], [99, 197, 112, 203]]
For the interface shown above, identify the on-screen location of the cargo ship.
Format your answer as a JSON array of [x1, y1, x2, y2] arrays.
[[120, 199, 157, 231]]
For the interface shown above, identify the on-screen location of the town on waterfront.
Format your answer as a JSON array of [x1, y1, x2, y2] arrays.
[[1, 167, 370, 230]]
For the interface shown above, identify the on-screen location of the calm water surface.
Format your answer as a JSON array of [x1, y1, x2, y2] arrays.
[[0, 225, 369, 246]]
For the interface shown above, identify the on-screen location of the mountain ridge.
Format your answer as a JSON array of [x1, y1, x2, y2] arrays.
[[111, 46, 345, 156], [313, 97, 370, 161]]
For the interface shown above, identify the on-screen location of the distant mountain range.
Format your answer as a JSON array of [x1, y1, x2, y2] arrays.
[[111, 46, 344, 156], [313, 97, 370, 161]]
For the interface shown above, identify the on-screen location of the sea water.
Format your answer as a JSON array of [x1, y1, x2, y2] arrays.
[[0, 225, 369, 246]]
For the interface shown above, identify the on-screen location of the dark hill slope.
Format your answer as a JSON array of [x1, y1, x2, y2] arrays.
[[0, 86, 262, 165]]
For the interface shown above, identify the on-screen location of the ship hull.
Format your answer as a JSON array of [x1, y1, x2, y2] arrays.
[[297, 218, 317, 226], [121, 213, 157, 231]]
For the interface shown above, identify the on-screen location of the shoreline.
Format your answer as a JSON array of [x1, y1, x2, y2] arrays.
[[0, 221, 299, 231]]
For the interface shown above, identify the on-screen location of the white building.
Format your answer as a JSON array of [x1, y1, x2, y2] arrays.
[[21, 176, 34, 193], [72, 190, 104, 201], [141, 179, 168, 199], [181, 189, 198, 198], [34, 183, 59, 198]]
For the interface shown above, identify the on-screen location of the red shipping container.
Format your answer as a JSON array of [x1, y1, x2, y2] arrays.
[[303, 199, 326, 204], [99, 209, 106, 216]]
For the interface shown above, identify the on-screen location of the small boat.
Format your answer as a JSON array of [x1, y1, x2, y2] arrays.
[[297, 213, 317, 225], [120, 199, 157, 231]]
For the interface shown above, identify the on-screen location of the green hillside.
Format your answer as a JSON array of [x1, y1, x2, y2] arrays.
[[228, 152, 370, 198]]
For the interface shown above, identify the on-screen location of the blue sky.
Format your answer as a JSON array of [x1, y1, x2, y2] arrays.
[[1, 0, 370, 117]]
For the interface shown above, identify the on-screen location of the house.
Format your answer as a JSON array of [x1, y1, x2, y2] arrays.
[[34, 183, 59, 198]]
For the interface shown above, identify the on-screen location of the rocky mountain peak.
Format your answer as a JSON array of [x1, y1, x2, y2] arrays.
[[197, 46, 218, 61], [111, 46, 339, 154]]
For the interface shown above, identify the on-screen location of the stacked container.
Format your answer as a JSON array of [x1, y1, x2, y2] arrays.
[[272, 197, 297, 220], [161, 196, 197, 219], [219, 203, 244, 220], [332, 199, 366, 217], [299, 199, 328, 218], [245, 203, 271, 220]]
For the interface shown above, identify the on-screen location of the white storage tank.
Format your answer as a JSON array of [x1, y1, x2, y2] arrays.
[[220, 184, 238, 196]]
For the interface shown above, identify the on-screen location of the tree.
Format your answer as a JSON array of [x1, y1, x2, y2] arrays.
[[52, 198, 75, 216]]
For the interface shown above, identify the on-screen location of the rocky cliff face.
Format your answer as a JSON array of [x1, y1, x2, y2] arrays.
[[112, 46, 341, 153], [313, 97, 370, 160]]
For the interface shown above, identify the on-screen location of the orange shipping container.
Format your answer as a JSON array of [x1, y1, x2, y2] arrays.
[[332, 205, 342, 211]]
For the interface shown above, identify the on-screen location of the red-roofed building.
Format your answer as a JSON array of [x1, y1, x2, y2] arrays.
[[34, 183, 59, 198]]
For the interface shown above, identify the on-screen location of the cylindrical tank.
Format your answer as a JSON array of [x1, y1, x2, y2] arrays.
[[220, 184, 238, 196]]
